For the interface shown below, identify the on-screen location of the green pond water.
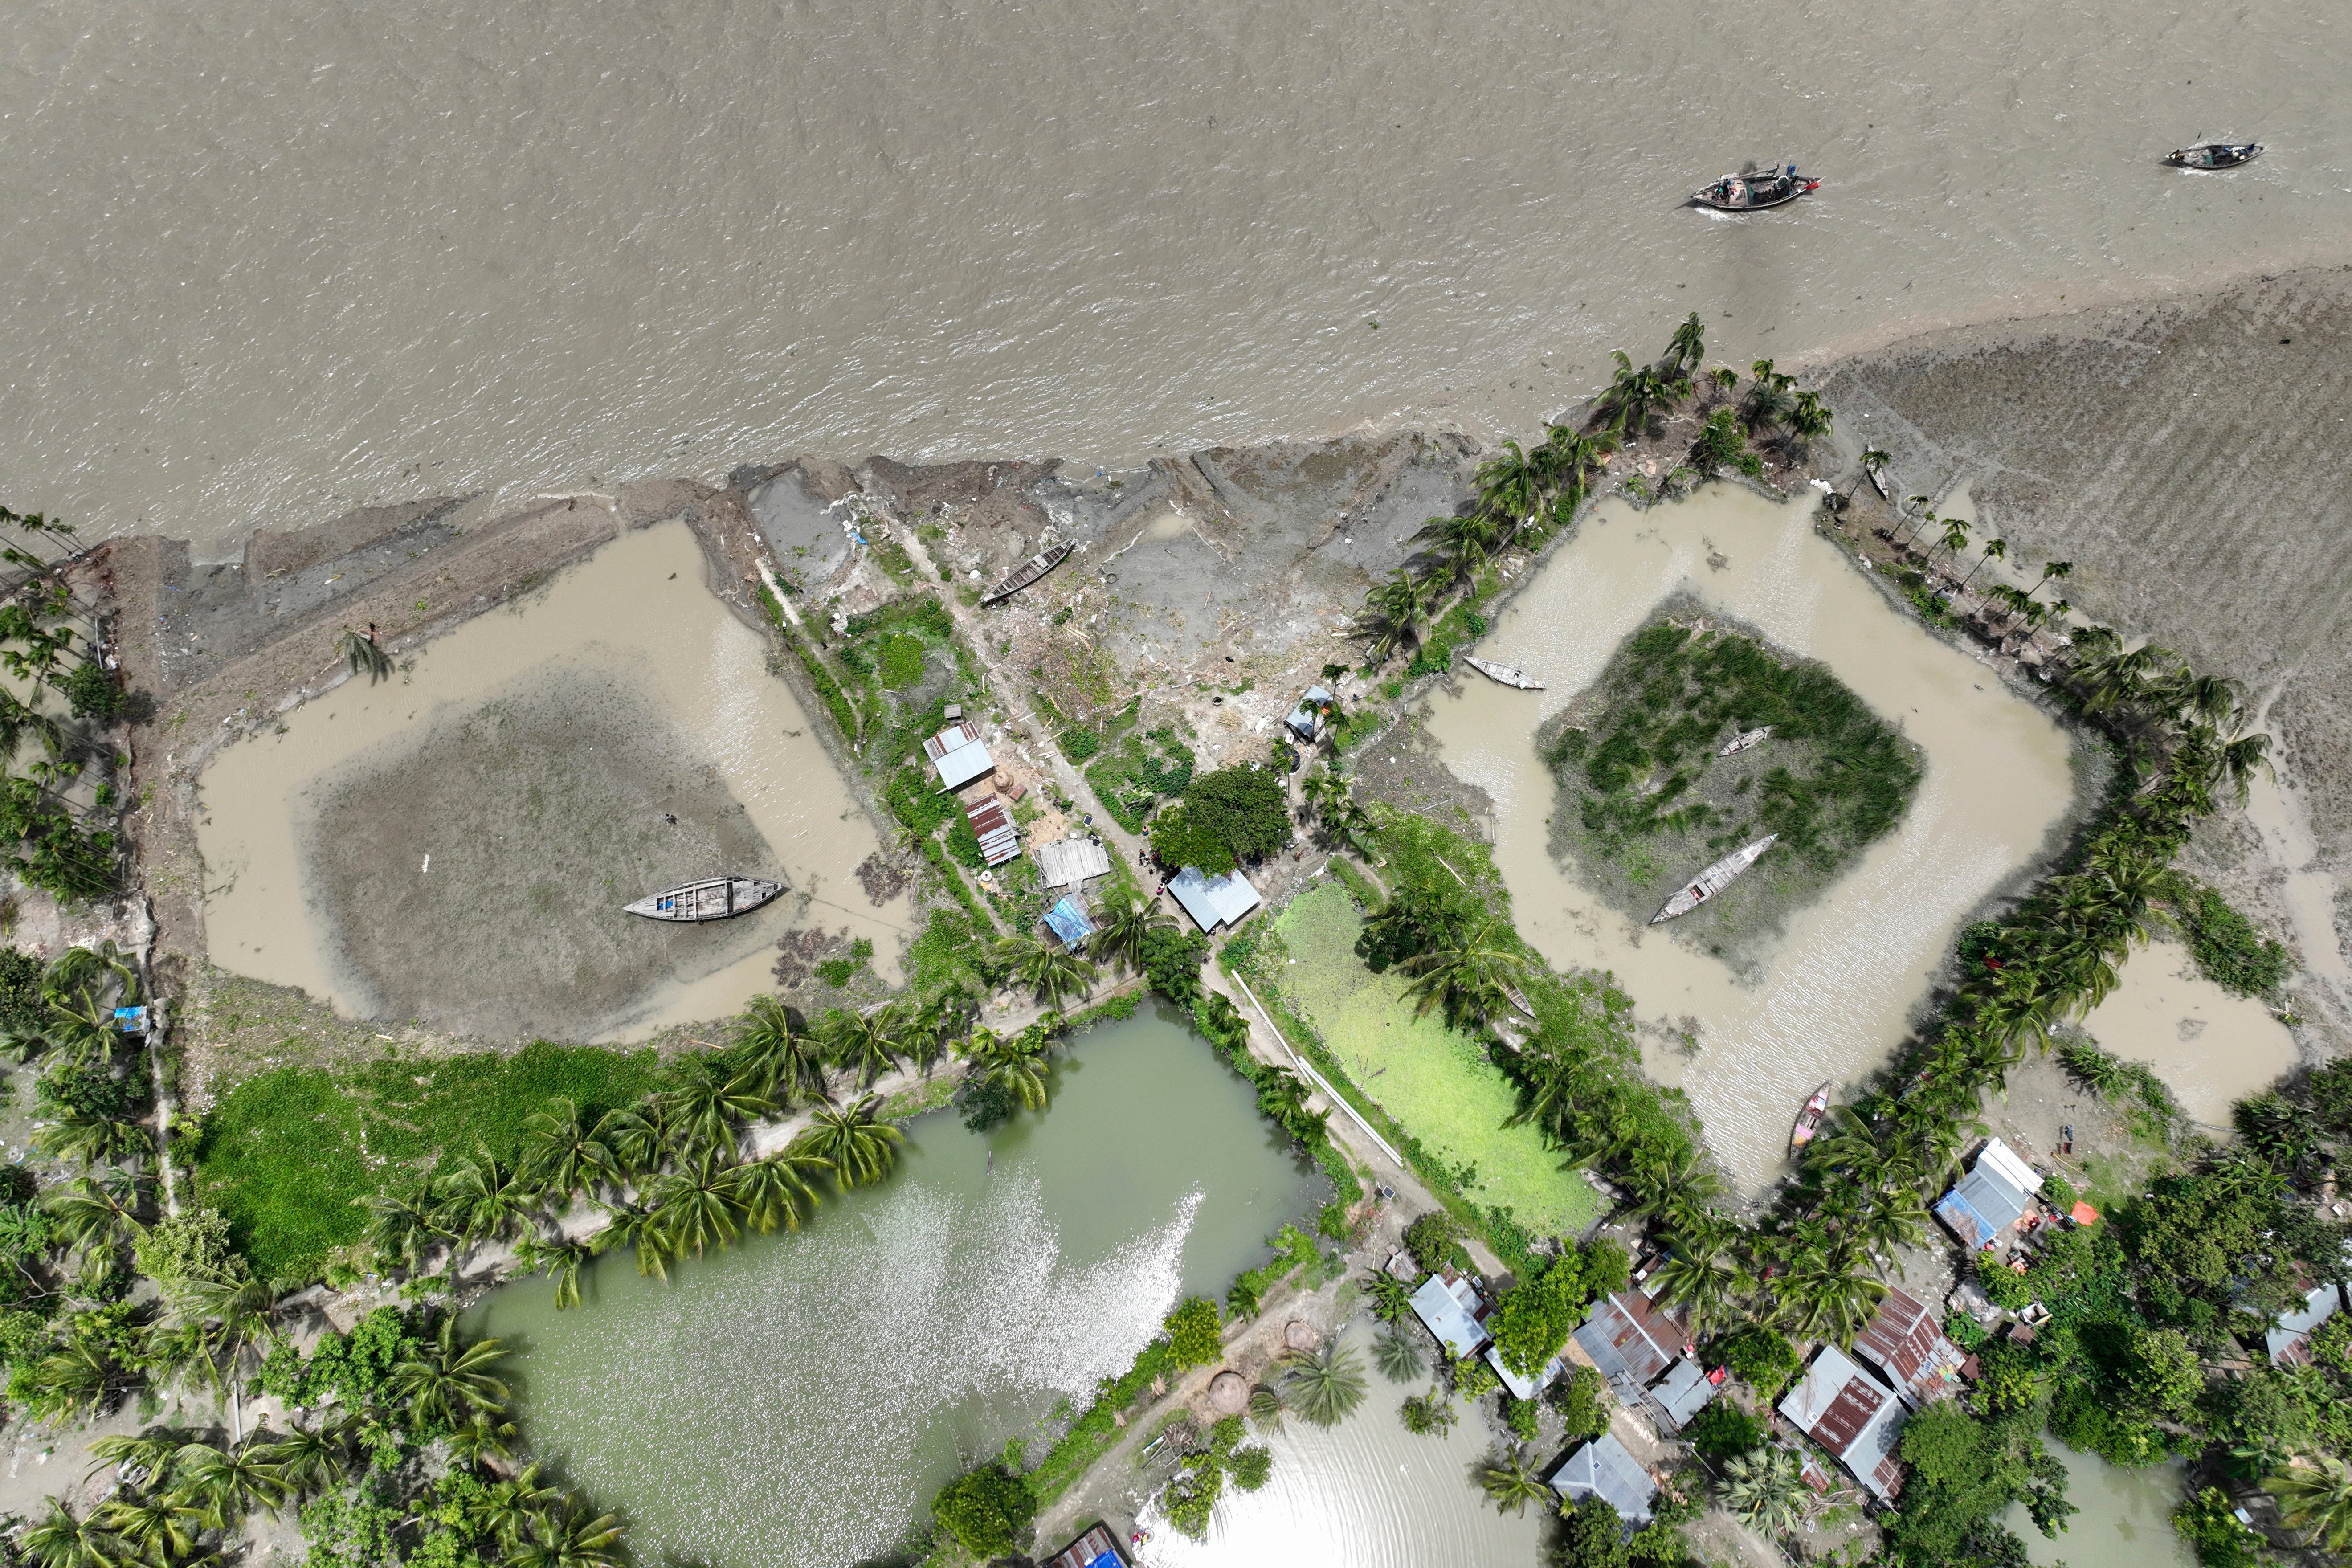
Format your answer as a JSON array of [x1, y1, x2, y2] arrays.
[[468, 1005, 1329, 1568], [2007, 1438, 2195, 1568]]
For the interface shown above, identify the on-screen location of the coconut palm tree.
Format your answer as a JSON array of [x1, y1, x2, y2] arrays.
[[659, 1055, 775, 1156], [968, 1027, 1050, 1114], [1597, 351, 1688, 434], [1363, 1272, 1415, 1325], [821, 1002, 914, 1089], [724, 1150, 831, 1234], [995, 935, 1096, 1009], [1786, 390, 1833, 449], [1936, 517, 1972, 572], [514, 1236, 592, 1311], [592, 1104, 670, 1181], [645, 1149, 747, 1258], [252, 1425, 350, 1499], [175, 1438, 290, 1524], [2025, 559, 2074, 598], [2219, 732, 2273, 804], [1769, 1248, 1887, 1346], [1720, 1446, 1809, 1534], [1248, 1381, 1287, 1434], [475, 1464, 565, 1550], [1959, 536, 2007, 592], [33, 1109, 151, 1168], [1373, 1326, 1425, 1384], [432, 1147, 539, 1254], [1093, 894, 1174, 976], [392, 1318, 510, 1432], [1476, 1443, 1553, 1517], [1846, 448, 1891, 499], [2271, 1455, 2352, 1551], [1396, 914, 1531, 1027], [446, 1410, 519, 1469], [337, 627, 392, 683], [1474, 442, 1543, 527], [1742, 373, 1797, 433], [1646, 1248, 1748, 1337], [362, 1190, 444, 1273], [507, 1499, 629, 1568], [592, 1200, 677, 1281], [793, 1094, 905, 1188], [520, 1099, 620, 1204], [21, 1503, 125, 1568], [43, 1169, 148, 1260], [729, 993, 828, 1106], [1665, 312, 1707, 376], [1281, 1340, 1368, 1427], [1354, 568, 1436, 667], [95, 1486, 208, 1567]]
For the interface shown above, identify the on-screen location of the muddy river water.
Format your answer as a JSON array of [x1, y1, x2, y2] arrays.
[[195, 521, 908, 1039], [1426, 488, 2092, 1184]]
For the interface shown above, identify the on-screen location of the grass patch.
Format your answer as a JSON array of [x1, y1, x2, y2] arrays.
[[1539, 605, 1921, 944], [1265, 882, 1599, 1235], [2168, 880, 2293, 998], [1084, 725, 1196, 833], [193, 1041, 662, 1285]]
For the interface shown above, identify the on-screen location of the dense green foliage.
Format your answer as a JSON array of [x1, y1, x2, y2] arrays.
[[931, 1462, 1037, 1557], [1885, 1402, 2074, 1564], [2171, 880, 2293, 997], [1149, 764, 1290, 875], [1548, 619, 1921, 870], [1486, 1240, 1629, 1376], [1680, 1400, 1764, 1461], [1164, 1295, 1223, 1368], [0, 947, 47, 1037], [1085, 723, 1196, 833]]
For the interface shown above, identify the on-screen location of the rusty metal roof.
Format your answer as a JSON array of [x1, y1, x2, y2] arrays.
[[1853, 1286, 1968, 1407]]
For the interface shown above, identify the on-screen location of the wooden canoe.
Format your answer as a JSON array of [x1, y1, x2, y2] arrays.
[[1464, 655, 1544, 690], [982, 543, 1073, 605], [1790, 1082, 1831, 1154], [1651, 833, 1778, 923], [623, 875, 786, 923], [1720, 725, 1771, 756]]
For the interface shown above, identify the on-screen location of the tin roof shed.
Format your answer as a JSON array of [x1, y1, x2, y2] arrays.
[[1168, 866, 1263, 931], [1546, 1433, 1655, 1526], [1778, 1344, 1908, 1502]]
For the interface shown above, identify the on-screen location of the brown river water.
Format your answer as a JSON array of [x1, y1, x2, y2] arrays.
[[6, 0, 2348, 550]]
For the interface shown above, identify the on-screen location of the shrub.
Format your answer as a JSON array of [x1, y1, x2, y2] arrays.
[[931, 1463, 1037, 1558], [2174, 882, 2293, 997], [1553, 1365, 1611, 1441], [874, 633, 927, 689], [1505, 1396, 1539, 1440], [1682, 1400, 1764, 1460], [2173, 1486, 2262, 1568], [1403, 1209, 1463, 1274], [1141, 927, 1211, 1006], [62, 660, 128, 721], [1228, 1445, 1273, 1491], [1713, 1324, 1801, 1402], [1164, 1295, 1223, 1368], [0, 949, 45, 1039], [1150, 764, 1290, 875]]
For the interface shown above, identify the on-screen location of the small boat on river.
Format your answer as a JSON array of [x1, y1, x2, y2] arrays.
[[1720, 725, 1772, 756], [624, 875, 786, 923], [1651, 833, 1778, 923], [1692, 165, 1820, 212], [982, 543, 1073, 604], [1464, 655, 1544, 690], [1789, 1082, 1831, 1154], [2167, 142, 2263, 170]]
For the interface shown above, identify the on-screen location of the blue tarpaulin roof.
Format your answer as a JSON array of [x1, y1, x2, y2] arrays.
[[1042, 898, 1095, 947]]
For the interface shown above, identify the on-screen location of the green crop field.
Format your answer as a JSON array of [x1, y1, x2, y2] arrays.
[[1266, 882, 1600, 1236]]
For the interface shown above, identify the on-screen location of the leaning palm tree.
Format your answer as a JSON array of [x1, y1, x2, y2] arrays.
[[1372, 1326, 1425, 1384], [2271, 1455, 2352, 1550], [21, 1502, 124, 1568], [2219, 731, 2273, 805], [391, 1318, 510, 1432], [1396, 914, 1531, 1026], [363, 1190, 445, 1273], [337, 627, 393, 682], [729, 993, 828, 1105], [968, 1028, 1050, 1113], [1596, 349, 1686, 433], [645, 1149, 748, 1258], [33, 1110, 151, 1168], [1476, 1443, 1553, 1517], [821, 1002, 914, 1089], [792, 1094, 905, 1188], [994, 934, 1096, 1009], [1936, 517, 1971, 572], [514, 1236, 592, 1311], [43, 1169, 148, 1260], [1845, 448, 1891, 499], [446, 1410, 519, 1470], [1720, 1445, 1809, 1535], [1353, 568, 1435, 667], [506, 1498, 629, 1568], [1958, 535, 2007, 592], [723, 1150, 831, 1234], [175, 1438, 290, 1526], [1474, 443, 1542, 527], [1664, 311, 1707, 376], [519, 1099, 620, 1204], [657, 1057, 773, 1156], [592, 1200, 677, 1281], [1094, 895, 1175, 976], [591, 1103, 670, 1181], [432, 1147, 539, 1255], [1279, 1339, 1368, 1428], [251, 1425, 351, 1500]]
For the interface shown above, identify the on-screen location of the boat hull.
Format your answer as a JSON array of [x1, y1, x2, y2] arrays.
[[624, 876, 786, 923], [2167, 143, 2262, 170], [1651, 833, 1778, 923], [982, 544, 1073, 604], [1692, 170, 1819, 211], [1789, 1083, 1831, 1154], [1464, 655, 1544, 690]]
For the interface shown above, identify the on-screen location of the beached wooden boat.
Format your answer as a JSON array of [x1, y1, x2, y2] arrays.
[[1650, 833, 1778, 923], [1464, 655, 1544, 690], [1720, 725, 1771, 756], [1692, 166, 1819, 212], [981, 543, 1073, 605], [623, 875, 785, 923], [1789, 1082, 1831, 1154], [2167, 142, 2262, 170]]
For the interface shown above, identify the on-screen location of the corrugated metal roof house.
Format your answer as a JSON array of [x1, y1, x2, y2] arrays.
[[1546, 1433, 1656, 1526], [1036, 837, 1112, 889], [1650, 1357, 1718, 1432], [2268, 1282, 2344, 1366], [1572, 1286, 1691, 1402], [1853, 1286, 1973, 1408], [965, 796, 1022, 866], [927, 721, 996, 792], [1486, 1344, 1565, 1402], [1409, 1271, 1489, 1358], [1778, 1344, 1908, 1502], [1934, 1137, 2042, 1250], [1168, 866, 1263, 932]]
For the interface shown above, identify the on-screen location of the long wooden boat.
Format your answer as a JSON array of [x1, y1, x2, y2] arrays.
[[1789, 1082, 1831, 1154], [623, 875, 785, 923], [1651, 833, 1778, 923], [981, 543, 1072, 605], [1692, 166, 1820, 212], [1464, 655, 1544, 690], [2167, 142, 2262, 170], [1720, 725, 1771, 756]]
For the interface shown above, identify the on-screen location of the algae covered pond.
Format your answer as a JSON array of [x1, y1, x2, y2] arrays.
[[468, 1006, 1329, 1568], [194, 522, 908, 1040]]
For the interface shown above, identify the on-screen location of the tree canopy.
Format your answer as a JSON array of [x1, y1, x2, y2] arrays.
[[1150, 764, 1289, 876]]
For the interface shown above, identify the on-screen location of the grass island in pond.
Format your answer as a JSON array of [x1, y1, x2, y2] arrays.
[[1539, 604, 1923, 949]]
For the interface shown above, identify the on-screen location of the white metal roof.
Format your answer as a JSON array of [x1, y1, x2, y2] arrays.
[[1035, 837, 1112, 888], [931, 728, 996, 791], [1168, 866, 1263, 931], [1976, 1137, 2042, 1198], [1409, 1273, 1487, 1358]]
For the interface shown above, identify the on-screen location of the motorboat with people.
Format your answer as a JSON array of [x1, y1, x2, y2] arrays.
[[2166, 142, 2263, 170], [1691, 165, 1820, 212], [1651, 833, 1778, 922]]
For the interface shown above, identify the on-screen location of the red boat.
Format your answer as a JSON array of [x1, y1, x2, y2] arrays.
[[1789, 1082, 1831, 1154]]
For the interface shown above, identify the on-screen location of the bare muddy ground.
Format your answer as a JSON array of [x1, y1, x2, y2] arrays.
[[1814, 263, 2352, 1052]]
